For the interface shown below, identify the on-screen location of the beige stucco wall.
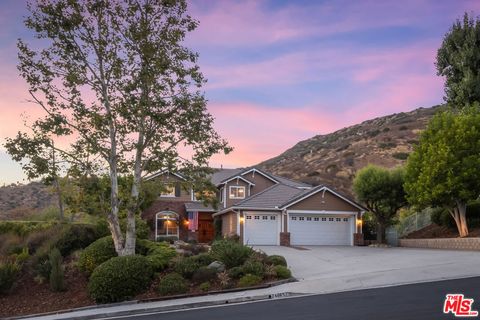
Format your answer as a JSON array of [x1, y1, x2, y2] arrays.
[[221, 211, 238, 236]]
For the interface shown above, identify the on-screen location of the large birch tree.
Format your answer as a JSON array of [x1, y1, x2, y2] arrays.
[[7, 0, 230, 256]]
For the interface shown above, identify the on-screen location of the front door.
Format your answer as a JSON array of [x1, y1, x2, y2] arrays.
[[198, 217, 214, 243]]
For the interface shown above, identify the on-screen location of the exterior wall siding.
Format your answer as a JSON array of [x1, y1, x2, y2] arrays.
[[151, 173, 192, 202], [399, 238, 480, 251], [288, 190, 360, 212], [242, 171, 276, 196], [225, 179, 249, 208]]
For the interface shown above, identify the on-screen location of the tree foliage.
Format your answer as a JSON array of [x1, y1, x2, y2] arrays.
[[9, 0, 231, 256], [353, 165, 406, 243], [404, 106, 480, 236], [436, 12, 480, 107]]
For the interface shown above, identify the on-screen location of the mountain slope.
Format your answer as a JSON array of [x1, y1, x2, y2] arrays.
[[258, 106, 441, 196]]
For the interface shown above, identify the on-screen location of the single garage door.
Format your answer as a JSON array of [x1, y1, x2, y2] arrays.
[[289, 214, 353, 246], [244, 213, 279, 245]]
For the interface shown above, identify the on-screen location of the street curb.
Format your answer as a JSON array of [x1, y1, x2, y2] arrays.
[[5, 278, 297, 320]]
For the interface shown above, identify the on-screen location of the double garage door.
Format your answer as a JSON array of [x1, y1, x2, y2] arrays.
[[289, 214, 353, 246], [243, 211, 354, 246]]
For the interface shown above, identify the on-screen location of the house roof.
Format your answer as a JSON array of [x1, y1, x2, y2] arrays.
[[227, 184, 304, 210], [184, 202, 217, 212], [210, 168, 243, 185], [271, 174, 312, 188]]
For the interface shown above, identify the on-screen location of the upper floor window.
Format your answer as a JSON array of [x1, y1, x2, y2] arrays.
[[229, 186, 245, 199], [160, 184, 176, 197]]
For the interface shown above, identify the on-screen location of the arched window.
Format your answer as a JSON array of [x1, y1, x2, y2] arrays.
[[155, 211, 179, 240]]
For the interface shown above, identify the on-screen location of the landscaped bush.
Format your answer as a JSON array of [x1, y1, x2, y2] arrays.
[[55, 224, 101, 256], [78, 236, 117, 275], [0, 233, 24, 256], [199, 282, 210, 292], [228, 266, 245, 279], [49, 248, 65, 292], [242, 260, 264, 278], [192, 266, 217, 284], [265, 255, 287, 267], [157, 273, 188, 296], [274, 265, 292, 279], [0, 259, 20, 294], [237, 274, 262, 288], [88, 255, 153, 303], [210, 240, 252, 268], [191, 253, 215, 266], [136, 239, 176, 271], [173, 256, 200, 279], [217, 271, 231, 289], [392, 152, 409, 160]]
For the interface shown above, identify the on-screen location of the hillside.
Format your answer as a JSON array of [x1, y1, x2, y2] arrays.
[[0, 182, 56, 219], [258, 105, 442, 196]]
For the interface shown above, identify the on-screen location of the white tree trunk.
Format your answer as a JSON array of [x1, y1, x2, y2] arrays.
[[449, 201, 469, 237]]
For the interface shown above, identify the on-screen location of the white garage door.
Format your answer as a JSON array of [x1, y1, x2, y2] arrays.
[[289, 214, 353, 246], [244, 213, 279, 245]]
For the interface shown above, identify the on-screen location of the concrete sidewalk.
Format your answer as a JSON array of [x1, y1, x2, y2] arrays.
[[25, 246, 480, 320]]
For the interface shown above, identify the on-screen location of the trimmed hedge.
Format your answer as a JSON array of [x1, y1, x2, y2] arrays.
[[78, 236, 117, 275], [136, 239, 176, 271], [157, 273, 188, 296], [88, 255, 153, 303], [210, 240, 252, 268], [242, 260, 264, 278], [266, 255, 287, 267], [274, 265, 292, 279]]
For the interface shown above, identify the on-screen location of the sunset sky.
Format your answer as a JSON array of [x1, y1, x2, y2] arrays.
[[0, 0, 479, 184]]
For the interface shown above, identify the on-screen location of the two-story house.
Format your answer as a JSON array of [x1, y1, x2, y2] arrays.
[[142, 167, 366, 246]]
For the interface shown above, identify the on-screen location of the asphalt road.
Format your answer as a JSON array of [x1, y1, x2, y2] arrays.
[[105, 277, 480, 320]]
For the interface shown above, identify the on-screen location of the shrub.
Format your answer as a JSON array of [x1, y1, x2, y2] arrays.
[[192, 267, 217, 284], [266, 255, 287, 267], [173, 257, 200, 279], [210, 240, 252, 268], [274, 265, 292, 279], [0, 221, 56, 237], [136, 239, 176, 271], [0, 233, 24, 256], [199, 282, 210, 292], [217, 271, 231, 289], [0, 259, 20, 294], [238, 274, 262, 288], [49, 248, 65, 292], [55, 224, 100, 256], [157, 273, 188, 296], [78, 236, 117, 275], [264, 264, 277, 278], [191, 253, 215, 267], [88, 255, 153, 303], [242, 260, 264, 278], [228, 266, 245, 279]]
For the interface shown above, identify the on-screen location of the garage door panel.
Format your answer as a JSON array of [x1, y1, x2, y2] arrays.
[[244, 213, 279, 245], [290, 215, 352, 246]]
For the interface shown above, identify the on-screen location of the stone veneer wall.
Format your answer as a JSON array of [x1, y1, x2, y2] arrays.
[[399, 238, 480, 251]]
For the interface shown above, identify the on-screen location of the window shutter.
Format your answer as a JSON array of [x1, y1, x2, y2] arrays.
[[175, 184, 181, 197]]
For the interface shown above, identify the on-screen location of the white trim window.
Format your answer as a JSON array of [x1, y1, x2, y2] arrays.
[[155, 211, 179, 240], [160, 183, 175, 197], [229, 186, 246, 199]]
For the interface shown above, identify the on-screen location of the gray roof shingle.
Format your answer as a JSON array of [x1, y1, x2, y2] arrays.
[[233, 184, 305, 209], [184, 202, 217, 212], [210, 168, 243, 185]]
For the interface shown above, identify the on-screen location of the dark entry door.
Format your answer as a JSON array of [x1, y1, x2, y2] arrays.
[[198, 219, 214, 243]]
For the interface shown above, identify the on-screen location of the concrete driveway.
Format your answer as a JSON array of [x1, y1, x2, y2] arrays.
[[254, 246, 480, 294]]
